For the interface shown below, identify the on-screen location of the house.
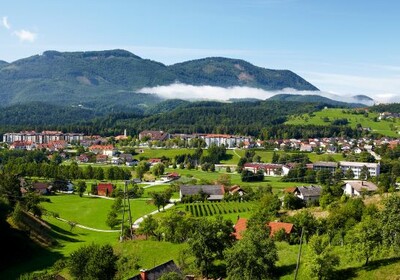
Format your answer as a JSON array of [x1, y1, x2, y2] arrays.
[[32, 182, 51, 195], [300, 144, 313, 152], [139, 130, 170, 142], [268, 221, 294, 237], [97, 183, 114, 197], [180, 185, 225, 201], [243, 163, 283, 176], [148, 158, 162, 166], [89, 145, 116, 157], [96, 154, 108, 163], [78, 154, 89, 163], [233, 217, 248, 240], [233, 218, 294, 240], [229, 185, 246, 196], [294, 185, 322, 202], [343, 180, 378, 196], [129, 260, 183, 280]]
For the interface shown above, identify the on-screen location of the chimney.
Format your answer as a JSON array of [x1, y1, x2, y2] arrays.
[[140, 269, 147, 280]]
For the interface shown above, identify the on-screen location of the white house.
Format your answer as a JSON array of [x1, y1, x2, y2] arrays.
[[343, 180, 378, 196]]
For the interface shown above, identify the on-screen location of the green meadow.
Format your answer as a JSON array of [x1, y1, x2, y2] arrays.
[[286, 108, 399, 137]]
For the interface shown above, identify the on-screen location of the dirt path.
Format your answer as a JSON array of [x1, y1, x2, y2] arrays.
[[56, 217, 120, 233]]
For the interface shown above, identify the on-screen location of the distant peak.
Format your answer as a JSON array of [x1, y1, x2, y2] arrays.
[[42, 49, 141, 59]]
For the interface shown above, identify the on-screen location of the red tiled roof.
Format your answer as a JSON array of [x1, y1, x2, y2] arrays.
[[268, 222, 294, 236], [283, 187, 297, 194], [233, 219, 294, 239], [233, 218, 247, 240]]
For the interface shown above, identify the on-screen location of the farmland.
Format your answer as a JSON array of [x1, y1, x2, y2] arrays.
[[176, 201, 255, 219]]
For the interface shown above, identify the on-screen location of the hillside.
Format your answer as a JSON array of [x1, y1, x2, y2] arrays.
[[285, 108, 400, 137], [268, 94, 366, 108], [0, 50, 318, 110]]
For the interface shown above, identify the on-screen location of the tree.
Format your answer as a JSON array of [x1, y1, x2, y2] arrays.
[[150, 190, 172, 212], [359, 165, 370, 180], [316, 169, 332, 185], [75, 181, 87, 197], [159, 272, 184, 280], [152, 163, 165, 177], [225, 225, 278, 279], [188, 216, 234, 278], [69, 243, 118, 280], [215, 174, 231, 186], [345, 168, 355, 179], [106, 209, 118, 229], [136, 161, 149, 179], [381, 195, 400, 252], [347, 216, 382, 265], [307, 235, 340, 280], [0, 172, 22, 207], [137, 215, 160, 240]]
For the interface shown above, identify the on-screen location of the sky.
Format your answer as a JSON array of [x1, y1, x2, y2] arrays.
[[1, 0, 400, 102]]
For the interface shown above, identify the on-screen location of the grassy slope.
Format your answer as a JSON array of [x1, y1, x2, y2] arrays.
[[135, 148, 345, 166], [286, 108, 399, 137], [42, 194, 157, 229]]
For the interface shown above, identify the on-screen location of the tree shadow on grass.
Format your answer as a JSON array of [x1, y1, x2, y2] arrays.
[[0, 225, 65, 279], [276, 263, 297, 278], [335, 256, 400, 279], [48, 223, 81, 243]]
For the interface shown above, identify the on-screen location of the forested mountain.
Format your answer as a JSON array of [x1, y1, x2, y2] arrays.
[[0, 49, 318, 111], [268, 94, 367, 108], [168, 57, 318, 90]]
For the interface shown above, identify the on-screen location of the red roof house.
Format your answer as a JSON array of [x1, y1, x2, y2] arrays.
[[268, 221, 294, 237], [97, 183, 114, 197], [233, 218, 248, 240], [233, 218, 294, 240]]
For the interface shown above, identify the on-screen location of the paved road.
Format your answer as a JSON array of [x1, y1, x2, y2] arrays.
[[132, 203, 175, 228]]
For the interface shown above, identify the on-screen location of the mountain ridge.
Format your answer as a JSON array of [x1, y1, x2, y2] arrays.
[[0, 49, 318, 110]]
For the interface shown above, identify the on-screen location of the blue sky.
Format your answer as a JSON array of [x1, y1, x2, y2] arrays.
[[1, 0, 400, 102]]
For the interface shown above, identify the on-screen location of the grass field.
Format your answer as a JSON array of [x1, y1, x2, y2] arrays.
[[42, 194, 157, 229], [286, 108, 399, 137], [166, 168, 304, 191]]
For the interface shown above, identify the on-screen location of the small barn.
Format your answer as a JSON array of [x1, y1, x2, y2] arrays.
[[97, 183, 114, 197]]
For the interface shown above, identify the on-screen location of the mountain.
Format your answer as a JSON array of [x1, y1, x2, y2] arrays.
[[352, 95, 375, 106], [0, 60, 8, 68], [169, 57, 318, 91], [268, 94, 367, 108], [0, 50, 318, 111]]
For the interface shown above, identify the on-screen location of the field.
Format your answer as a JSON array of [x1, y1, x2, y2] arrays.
[[134, 148, 345, 167], [42, 194, 157, 229], [166, 168, 306, 191], [286, 108, 399, 137], [175, 201, 254, 219]]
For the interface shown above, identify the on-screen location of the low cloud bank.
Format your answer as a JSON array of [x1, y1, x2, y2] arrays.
[[138, 83, 380, 105]]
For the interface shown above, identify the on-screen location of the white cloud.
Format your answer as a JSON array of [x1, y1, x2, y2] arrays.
[[137, 83, 374, 103], [14, 29, 37, 42], [2, 16, 10, 29]]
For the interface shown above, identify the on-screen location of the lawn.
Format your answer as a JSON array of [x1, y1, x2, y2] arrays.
[[134, 148, 193, 160], [42, 194, 158, 229], [166, 168, 304, 192], [286, 108, 400, 137], [142, 184, 180, 199]]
